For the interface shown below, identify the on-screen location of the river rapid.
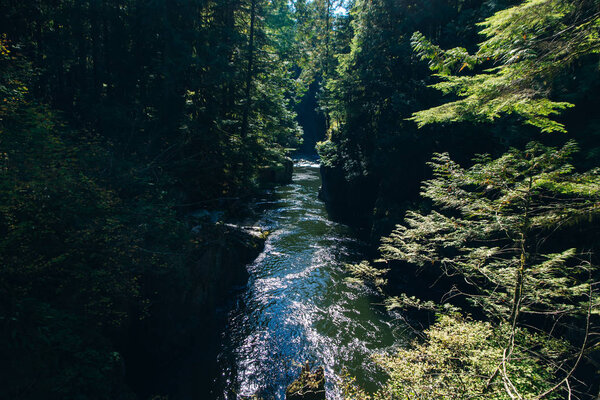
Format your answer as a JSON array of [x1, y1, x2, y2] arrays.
[[212, 160, 407, 400]]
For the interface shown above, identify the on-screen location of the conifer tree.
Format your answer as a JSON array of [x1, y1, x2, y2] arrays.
[[381, 141, 600, 325], [410, 0, 600, 133], [370, 141, 600, 399]]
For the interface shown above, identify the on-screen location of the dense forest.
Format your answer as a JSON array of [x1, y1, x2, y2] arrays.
[[1, 0, 599, 399]]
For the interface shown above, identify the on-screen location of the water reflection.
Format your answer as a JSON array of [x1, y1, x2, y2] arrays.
[[215, 160, 405, 400]]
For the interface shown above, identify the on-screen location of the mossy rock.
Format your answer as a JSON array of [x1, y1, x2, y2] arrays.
[[258, 156, 293, 186], [285, 364, 325, 400]]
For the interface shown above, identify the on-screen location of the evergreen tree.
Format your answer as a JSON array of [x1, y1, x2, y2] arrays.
[[353, 141, 600, 399], [411, 0, 600, 133], [382, 141, 599, 325], [0, 1, 304, 397]]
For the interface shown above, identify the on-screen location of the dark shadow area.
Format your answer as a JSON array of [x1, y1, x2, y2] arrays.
[[295, 79, 327, 157]]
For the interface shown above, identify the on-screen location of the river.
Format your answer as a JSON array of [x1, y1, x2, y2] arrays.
[[212, 160, 407, 400]]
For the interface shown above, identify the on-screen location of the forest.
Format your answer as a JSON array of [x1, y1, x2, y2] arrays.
[[0, 0, 599, 399]]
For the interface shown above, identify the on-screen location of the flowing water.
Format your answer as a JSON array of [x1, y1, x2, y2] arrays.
[[214, 160, 407, 400]]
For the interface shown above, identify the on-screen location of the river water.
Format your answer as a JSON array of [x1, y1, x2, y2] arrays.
[[212, 160, 407, 400]]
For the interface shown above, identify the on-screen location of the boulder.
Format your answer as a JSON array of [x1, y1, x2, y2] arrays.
[[258, 156, 293, 185], [286, 363, 326, 400]]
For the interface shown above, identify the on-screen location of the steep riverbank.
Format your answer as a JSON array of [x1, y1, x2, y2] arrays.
[[318, 161, 430, 245], [124, 223, 267, 398], [318, 164, 379, 232]]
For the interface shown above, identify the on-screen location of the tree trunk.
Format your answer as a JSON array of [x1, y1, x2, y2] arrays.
[[509, 176, 533, 329], [240, 0, 256, 139], [324, 0, 331, 134]]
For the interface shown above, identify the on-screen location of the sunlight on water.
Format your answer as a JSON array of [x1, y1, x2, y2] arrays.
[[215, 160, 406, 400]]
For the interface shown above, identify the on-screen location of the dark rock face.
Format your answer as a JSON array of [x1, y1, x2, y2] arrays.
[[318, 164, 379, 230], [286, 364, 326, 400], [185, 224, 265, 310], [125, 224, 266, 397]]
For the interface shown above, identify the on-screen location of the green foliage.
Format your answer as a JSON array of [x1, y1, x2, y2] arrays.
[[381, 141, 600, 321], [0, 103, 138, 397], [312, 0, 523, 235], [1, 301, 132, 400], [1, 0, 303, 202], [0, 51, 200, 395], [348, 142, 600, 400], [345, 260, 389, 289], [411, 0, 600, 132], [316, 139, 339, 167], [343, 314, 566, 400]]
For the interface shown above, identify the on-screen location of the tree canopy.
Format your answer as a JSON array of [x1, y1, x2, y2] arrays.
[[410, 0, 600, 133]]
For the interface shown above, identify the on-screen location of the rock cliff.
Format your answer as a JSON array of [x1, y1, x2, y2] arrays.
[[124, 223, 266, 397]]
